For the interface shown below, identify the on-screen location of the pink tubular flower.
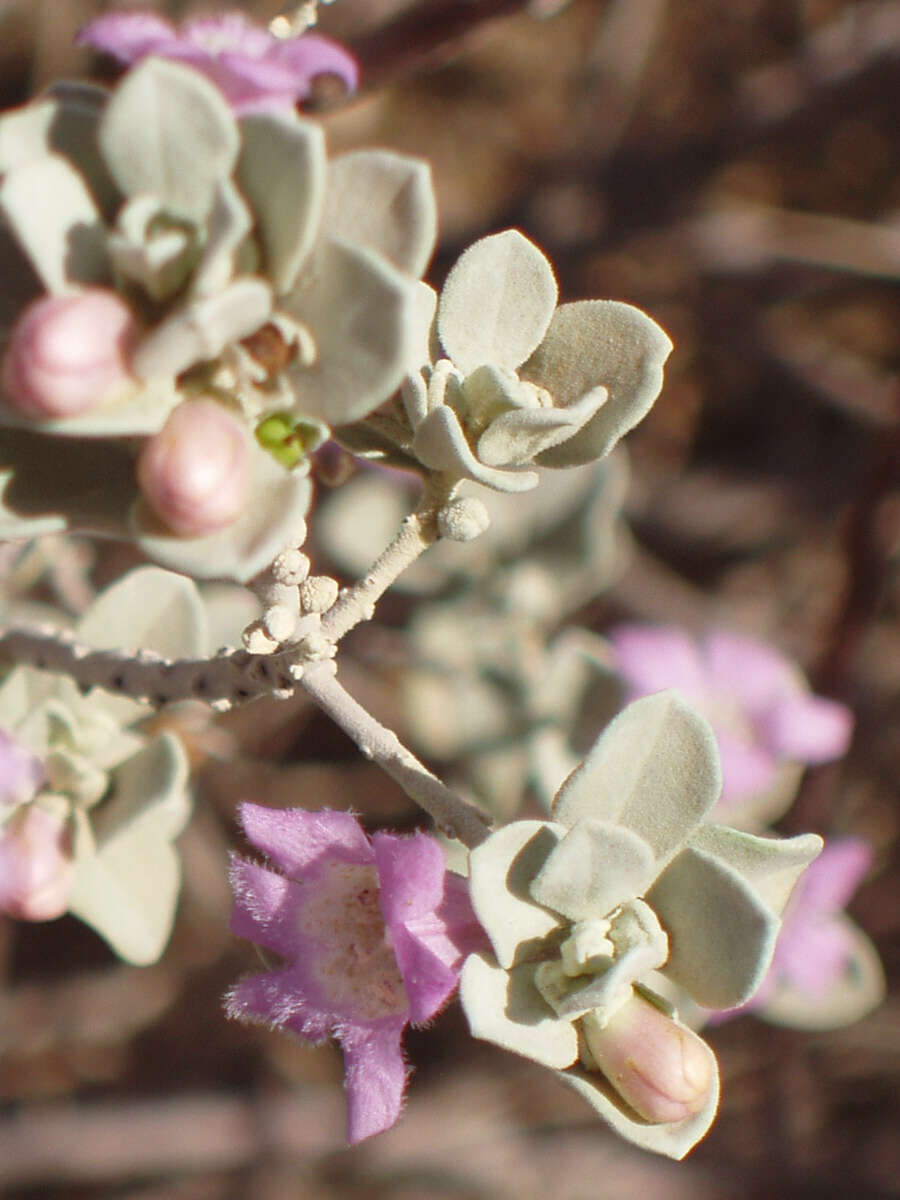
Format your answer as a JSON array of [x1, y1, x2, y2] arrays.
[[609, 625, 853, 809], [226, 804, 483, 1143], [0, 804, 74, 921], [136, 399, 251, 538], [1, 289, 137, 420], [77, 11, 358, 114]]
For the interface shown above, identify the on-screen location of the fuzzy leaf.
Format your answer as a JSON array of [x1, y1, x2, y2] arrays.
[[283, 237, 418, 426], [99, 58, 238, 222], [460, 953, 579, 1069], [0, 154, 109, 292], [649, 847, 780, 1009], [553, 691, 722, 866], [476, 385, 608, 467], [76, 565, 206, 660], [688, 824, 823, 916], [131, 277, 273, 380], [412, 405, 540, 493], [236, 111, 325, 295], [323, 150, 437, 277], [524, 301, 673, 467], [67, 733, 191, 965], [530, 820, 657, 923], [468, 820, 567, 969], [438, 231, 558, 374]]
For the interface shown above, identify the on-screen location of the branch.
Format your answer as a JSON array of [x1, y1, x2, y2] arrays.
[[300, 659, 491, 848]]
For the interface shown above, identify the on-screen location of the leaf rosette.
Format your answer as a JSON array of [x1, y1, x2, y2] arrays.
[[459, 690, 823, 1157]]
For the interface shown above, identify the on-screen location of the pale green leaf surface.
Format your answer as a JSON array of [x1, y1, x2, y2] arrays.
[[284, 238, 418, 425], [189, 180, 253, 297], [525, 301, 673, 467], [323, 149, 437, 277], [649, 846, 779, 1008], [91, 733, 190, 844], [438, 231, 558, 374], [468, 820, 568, 969], [236, 112, 325, 295], [530, 820, 657, 923], [460, 953, 579, 1069], [552, 692, 721, 864], [76, 566, 206, 659], [476, 385, 608, 467], [688, 824, 823, 916], [412, 405, 540, 492], [0, 154, 108, 292], [99, 59, 238, 222], [131, 277, 272, 381], [556, 1036, 720, 1160]]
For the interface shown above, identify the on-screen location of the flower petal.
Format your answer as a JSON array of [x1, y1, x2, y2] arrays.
[[760, 693, 854, 764], [225, 965, 332, 1040], [459, 953, 579, 1069], [609, 624, 708, 701], [339, 1015, 409, 1143], [76, 13, 177, 61], [716, 729, 779, 803], [702, 631, 799, 713], [373, 830, 445, 925], [552, 691, 721, 866], [238, 803, 372, 877], [228, 855, 303, 959], [788, 838, 872, 914], [389, 921, 458, 1024]]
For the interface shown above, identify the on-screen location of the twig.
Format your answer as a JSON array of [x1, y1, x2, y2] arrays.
[[299, 659, 491, 848]]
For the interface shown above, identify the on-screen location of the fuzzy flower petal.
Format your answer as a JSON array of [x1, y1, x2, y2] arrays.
[[1, 726, 44, 811], [226, 804, 477, 1143], [78, 11, 358, 114]]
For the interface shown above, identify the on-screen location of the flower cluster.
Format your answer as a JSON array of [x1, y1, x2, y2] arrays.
[[226, 803, 483, 1143], [0, 28, 433, 580], [459, 691, 823, 1157]]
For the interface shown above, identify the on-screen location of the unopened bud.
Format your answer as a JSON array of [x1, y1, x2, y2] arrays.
[[437, 497, 491, 542], [137, 399, 251, 537], [299, 575, 339, 614], [0, 804, 73, 921], [2, 289, 137, 419], [582, 994, 715, 1125]]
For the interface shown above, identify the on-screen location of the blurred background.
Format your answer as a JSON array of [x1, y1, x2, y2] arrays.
[[1, 0, 898, 1196]]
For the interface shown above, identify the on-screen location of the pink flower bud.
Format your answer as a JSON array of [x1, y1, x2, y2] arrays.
[[582, 994, 715, 1125], [137, 399, 251, 537], [0, 805, 74, 922], [2, 289, 137, 419]]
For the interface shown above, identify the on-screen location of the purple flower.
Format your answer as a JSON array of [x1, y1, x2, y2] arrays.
[[710, 838, 882, 1025], [77, 11, 358, 114], [225, 804, 483, 1143], [609, 625, 853, 810], [1, 726, 43, 812]]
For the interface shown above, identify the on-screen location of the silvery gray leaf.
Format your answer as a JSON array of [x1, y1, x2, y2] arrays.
[[438, 230, 558, 374], [236, 111, 326, 295], [0, 153, 109, 292], [189, 181, 252, 298], [131, 277, 272, 381], [529, 820, 657, 923], [99, 58, 239, 223], [322, 149, 437, 277], [476, 385, 608, 467], [412, 405, 540, 492], [524, 301, 673, 467]]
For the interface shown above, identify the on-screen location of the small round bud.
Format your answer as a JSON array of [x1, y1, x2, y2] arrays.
[[262, 603, 297, 643], [582, 994, 715, 1125], [299, 575, 339, 614], [437, 496, 491, 542], [0, 804, 74, 921], [2, 289, 137, 419], [137, 399, 251, 537]]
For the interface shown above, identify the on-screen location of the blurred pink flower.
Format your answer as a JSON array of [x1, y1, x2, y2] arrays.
[[0, 804, 74, 921], [712, 838, 873, 1019], [0, 726, 43, 812], [609, 625, 853, 807], [77, 11, 358, 114], [225, 803, 483, 1143]]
